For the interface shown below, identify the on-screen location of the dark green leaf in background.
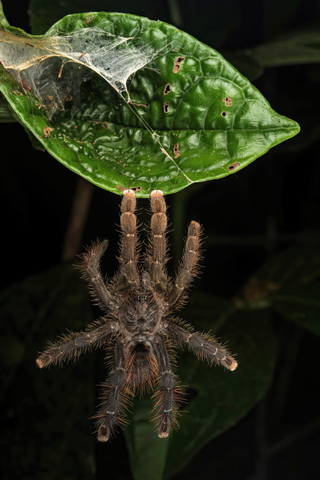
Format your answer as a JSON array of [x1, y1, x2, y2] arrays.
[[0, 264, 95, 480], [239, 245, 320, 337], [272, 283, 320, 337], [246, 245, 320, 288], [125, 294, 277, 480], [252, 30, 320, 67], [0, 7, 299, 197]]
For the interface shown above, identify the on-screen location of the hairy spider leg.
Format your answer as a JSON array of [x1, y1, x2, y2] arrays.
[[167, 221, 201, 308], [78, 239, 116, 311], [153, 340, 182, 438], [95, 341, 129, 442], [145, 190, 169, 292], [36, 320, 118, 368], [114, 189, 140, 290], [165, 322, 238, 371]]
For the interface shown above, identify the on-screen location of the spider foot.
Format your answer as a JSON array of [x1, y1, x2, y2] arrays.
[[97, 425, 111, 442]]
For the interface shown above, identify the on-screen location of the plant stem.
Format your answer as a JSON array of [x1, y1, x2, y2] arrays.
[[62, 177, 94, 262]]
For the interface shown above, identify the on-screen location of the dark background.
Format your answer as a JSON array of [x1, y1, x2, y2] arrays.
[[1, 0, 320, 479]]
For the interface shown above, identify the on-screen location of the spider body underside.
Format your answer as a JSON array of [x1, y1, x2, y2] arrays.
[[36, 189, 237, 441]]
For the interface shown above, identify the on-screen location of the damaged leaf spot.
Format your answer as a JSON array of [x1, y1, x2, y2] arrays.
[[102, 122, 108, 129], [84, 15, 94, 23], [221, 111, 227, 117], [43, 126, 54, 137], [21, 78, 32, 92], [45, 95, 53, 111], [164, 83, 171, 95], [173, 56, 185, 73], [116, 185, 141, 192], [242, 278, 280, 308], [174, 143, 180, 158], [164, 102, 169, 113], [228, 162, 240, 172], [129, 101, 149, 107], [12, 90, 23, 96], [223, 97, 232, 106]]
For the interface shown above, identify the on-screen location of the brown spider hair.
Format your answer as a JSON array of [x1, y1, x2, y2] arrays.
[[36, 189, 237, 441]]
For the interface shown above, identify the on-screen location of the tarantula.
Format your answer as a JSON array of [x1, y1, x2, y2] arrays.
[[36, 189, 237, 441]]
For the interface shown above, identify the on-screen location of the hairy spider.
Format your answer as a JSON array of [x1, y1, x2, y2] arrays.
[[36, 189, 237, 441]]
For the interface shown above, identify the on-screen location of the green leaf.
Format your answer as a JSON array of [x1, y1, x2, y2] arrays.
[[0, 264, 96, 479], [0, 11, 299, 197], [272, 283, 320, 336], [239, 245, 320, 336], [0, 92, 17, 122], [125, 295, 277, 479], [0, 1, 9, 29], [246, 245, 320, 289], [252, 30, 320, 66]]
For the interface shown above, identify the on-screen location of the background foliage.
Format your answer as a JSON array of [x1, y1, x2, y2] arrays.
[[1, 0, 320, 479]]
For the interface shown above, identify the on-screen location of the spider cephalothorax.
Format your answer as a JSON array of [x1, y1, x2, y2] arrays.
[[36, 189, 237, 441]]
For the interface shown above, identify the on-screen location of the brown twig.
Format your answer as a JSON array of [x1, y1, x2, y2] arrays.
[[62, 177, 94, 262]]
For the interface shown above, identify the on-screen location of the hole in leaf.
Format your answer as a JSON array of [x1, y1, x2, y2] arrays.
[[228, 162, 240, 171], [173, 56, 185, 73], [164, 102, 169, 113], [43, 126, 54, 137], [221, 111, 227, 117], [116, 185, 141, 193], [164, 83, 171, 95], [174, 142, 180, 158], [223, 97, 232, 106]]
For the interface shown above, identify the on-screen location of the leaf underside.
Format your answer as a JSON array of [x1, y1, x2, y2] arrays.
[[0, 11, 299, 197]]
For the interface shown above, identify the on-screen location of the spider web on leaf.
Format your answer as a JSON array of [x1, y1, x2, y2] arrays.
[[0, 26, 191, 183]]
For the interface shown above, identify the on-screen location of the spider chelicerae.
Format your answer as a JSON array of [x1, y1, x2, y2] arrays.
[[36, 189, 237, 441]]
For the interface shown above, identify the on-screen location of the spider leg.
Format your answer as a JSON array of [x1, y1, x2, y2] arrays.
[[153, 340, 182, 438], [36, 320, 118, 368], [144, 190, 169, 292], [166, 221, 201, 309], [165, 321, 237, 371], [114, 189, 140, 290], [78, 239, 116, 310], [95, 340, 129, 442]]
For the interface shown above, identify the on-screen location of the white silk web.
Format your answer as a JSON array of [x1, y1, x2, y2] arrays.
[[0, 26, 191, 183]]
